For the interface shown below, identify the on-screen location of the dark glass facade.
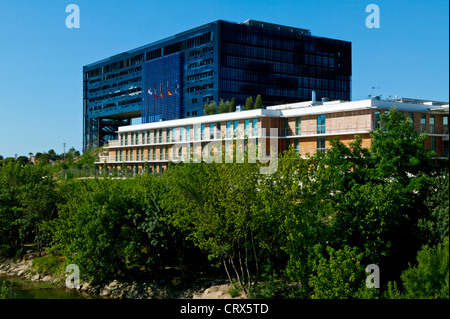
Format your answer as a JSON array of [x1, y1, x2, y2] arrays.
[[219, 20, 351, 106], [142, 52, 184, 123], [83, 19, 351, 151]]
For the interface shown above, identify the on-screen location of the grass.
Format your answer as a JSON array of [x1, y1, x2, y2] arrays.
[[32, 255, 65, 276]]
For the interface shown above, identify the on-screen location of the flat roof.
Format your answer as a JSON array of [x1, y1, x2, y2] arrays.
[[117, 98, 449, 133]]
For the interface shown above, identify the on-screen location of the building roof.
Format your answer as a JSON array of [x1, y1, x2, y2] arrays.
[[116, 97, 449, 133]]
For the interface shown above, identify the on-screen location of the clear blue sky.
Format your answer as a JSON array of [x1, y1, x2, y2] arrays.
[[0, 0, 448, 158]]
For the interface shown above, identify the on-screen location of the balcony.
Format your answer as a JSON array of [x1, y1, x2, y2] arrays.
[[107, 140, 120, 147], [283, 123, 372, 137]]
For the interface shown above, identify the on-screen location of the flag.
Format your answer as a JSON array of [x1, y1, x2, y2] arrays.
[[167, 81, 173, 96], [160, 83, 164, 99], [154, 84, 158, 99]]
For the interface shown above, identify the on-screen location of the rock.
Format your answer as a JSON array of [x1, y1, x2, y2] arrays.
[[193, 284, 245, 299], [31, 274, 40, 281]]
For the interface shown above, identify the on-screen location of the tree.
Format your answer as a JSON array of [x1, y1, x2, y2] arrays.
[[163, 160, 285, 296], [308, 244, 365, 299], [229, 98, 236, 112], [16, 156, 29, 166], [418, 167, 449, 245], [49, 179, 145, 283], [370, 107, 434, 185], [218, 99, 229, 114], [0, 162, 58, 255], [203, 102, 217, 115], [245, 96, 253, 110], [47, 149, 59, 161], [391, 236, 449, 299], [254, 95, 263, 109]]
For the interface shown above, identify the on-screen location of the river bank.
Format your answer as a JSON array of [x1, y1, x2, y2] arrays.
[[0, 252, 245, 299]]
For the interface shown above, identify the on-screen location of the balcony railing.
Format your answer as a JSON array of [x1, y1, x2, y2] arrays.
[[283, 123, 372, 137], [283, 124, 449, 137]]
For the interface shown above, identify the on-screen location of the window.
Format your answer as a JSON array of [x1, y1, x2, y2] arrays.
[[186, 126, 190, 141], [234, 120, 239, 138], [317, 115, 326, 134], [152, 147, 156, 160], [130, 133, 134, 145], [244, 119, 249, 137], [284, 119, 289, 136], [141, 148, 144, 161], [195, 125, 199, 140], [172, 128, 176, 142], [374, 111, 381, 129], [317, 137, 326, 154], [210, 123, 214, 140], [444, 116, 448, 134], [115, 151, 118, 161], [226, 121, 231, 138], [431, 137, 437, 154], [216, 122, 221, 139], [252, 118, 257, 136], [154, 130, 157, 144], [296, 117, 301, 135], [429, 115, 435, 134], [135, 132, 139, 145], [160, 147, 164, 160], [121, 133, 124, 146], [420, 114, 426, 133], [147, 130, 150, 144], [159, 129, 163, 143], [148, 147, 151, 161], [125, 149, 129, 161], [136, 148, 139, 161], [130, 149, 133, 161], [187, 144, 191, 161], [180, 127, 184, 142], [408, 113, 414, 125], [201, 124, 205, 140], [294, 139, 300, 153], [167, 128, 171, 143]]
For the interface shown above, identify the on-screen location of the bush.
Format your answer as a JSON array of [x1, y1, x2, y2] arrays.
[[32, 255, 65, 276], [308, 245, 365, 299], [399, 236, 449, 299]]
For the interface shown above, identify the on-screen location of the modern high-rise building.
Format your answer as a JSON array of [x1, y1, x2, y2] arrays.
[[83, 19, 352, 151]]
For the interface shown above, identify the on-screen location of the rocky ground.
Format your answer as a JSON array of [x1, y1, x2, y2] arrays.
[[0, 252, 246, 299]]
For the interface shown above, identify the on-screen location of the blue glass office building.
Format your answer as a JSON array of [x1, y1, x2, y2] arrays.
[[83, 19, 351, 151]]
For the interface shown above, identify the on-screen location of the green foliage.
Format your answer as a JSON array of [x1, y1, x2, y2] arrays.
[[48, 179, 146, 283], [203, 102, 217, 115], [245, 96, 254, 110], [254, 95, 263, 109], [399, 236, 449, 299], [229, 98, 236, 112], [308, 244, 365, 299], [0, 162, 59, 255], [418, 167, 449, 245], [162, 160, 286, 295], [0, 280, 12, 299], [370, 107, 434, 185], [32, 255, 65, 276]]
